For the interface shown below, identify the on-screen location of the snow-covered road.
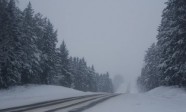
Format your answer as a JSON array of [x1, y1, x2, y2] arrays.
[[1, 85, 186, 112], [0, 84, 119, 112], [85, 87, 186, 112], [0, 94, 116, 112]]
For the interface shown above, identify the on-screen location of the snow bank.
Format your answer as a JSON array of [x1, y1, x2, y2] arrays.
[[0, 85, 93, 109], [147, 86, 186, 98]]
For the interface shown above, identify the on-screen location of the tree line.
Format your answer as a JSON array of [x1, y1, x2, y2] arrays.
[[0, 0, 113, 93], [137, 0, 186, 91]]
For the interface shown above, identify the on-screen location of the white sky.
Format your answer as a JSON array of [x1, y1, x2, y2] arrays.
[[19, 0, 166, 81]]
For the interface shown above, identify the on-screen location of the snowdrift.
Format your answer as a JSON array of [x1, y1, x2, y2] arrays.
[[0, 85, 93, 109], [146, 86, 186, 98]]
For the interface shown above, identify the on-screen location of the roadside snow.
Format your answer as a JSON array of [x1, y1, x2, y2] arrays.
[[0, 85, 93, 109], [85, 86, 186, 112]]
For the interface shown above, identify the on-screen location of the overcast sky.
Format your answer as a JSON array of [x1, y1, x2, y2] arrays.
[[19, 0, 166, 81]]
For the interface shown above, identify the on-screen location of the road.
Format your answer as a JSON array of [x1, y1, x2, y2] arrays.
[[0, 94, 119, 112]]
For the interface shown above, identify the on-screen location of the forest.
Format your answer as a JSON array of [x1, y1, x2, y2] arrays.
[[138, 0, 186, 91], [0, 0, 113, 93]]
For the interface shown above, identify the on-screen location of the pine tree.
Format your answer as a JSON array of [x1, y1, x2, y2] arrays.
[[74, 58, 87, 91], [32, 13, 47, 84], [0, 0, 8, 88], [0, 0, 114, 91], [68, 57, 75, 88], [137, 43, 160, 91], [157, 0, 186, 87], [39, 20, 57, 84], [96, 72, 113, 93], [70, 57, 80, 90], [87, 65, 97, 92], [70, 57, 96, 92], [55, 41, 71, 87], [21, 2, 40, 84], [0, 0, 22, 88], [138, 0, 186, 91]]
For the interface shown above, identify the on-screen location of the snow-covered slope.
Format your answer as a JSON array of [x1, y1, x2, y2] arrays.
[[0, 85, 93, 109], [147, 86, 186, 98], [85, 86, 186, 112]]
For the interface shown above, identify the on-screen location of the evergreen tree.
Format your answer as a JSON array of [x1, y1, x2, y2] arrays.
[[137, 43, 160, 91], [96, 72, 113, 93], [73, 58, 87, 91], [138, 0, 186, 91], [55, 41, 71, 87], [32, 13, 47, 84], [69, 57, 115, 92], [0, 0, 8, 88], [87, 65, 97, 92], [0, 0, 114, 92], [70, 57, 81, 90], [21, 2, 40, 84], [0, 0, 22, 88], [39, 20, 57, 84], [157, 0, 186, 86]]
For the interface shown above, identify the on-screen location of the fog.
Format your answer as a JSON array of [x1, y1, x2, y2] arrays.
[[19, 0, 166, 92]]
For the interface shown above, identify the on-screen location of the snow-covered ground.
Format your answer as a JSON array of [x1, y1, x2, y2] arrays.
[[85, 86, 186, 112], [0, 85, 93, 109], [1, 85, 186, 112]]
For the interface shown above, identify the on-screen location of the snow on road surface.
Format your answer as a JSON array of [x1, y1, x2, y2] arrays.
[[85, 86, 186, 112], [1, 85, 186, 112], [0, 85, 93, 109]]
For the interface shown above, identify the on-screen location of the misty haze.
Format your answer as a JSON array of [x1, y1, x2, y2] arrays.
[[0, 0, 186, 112]]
